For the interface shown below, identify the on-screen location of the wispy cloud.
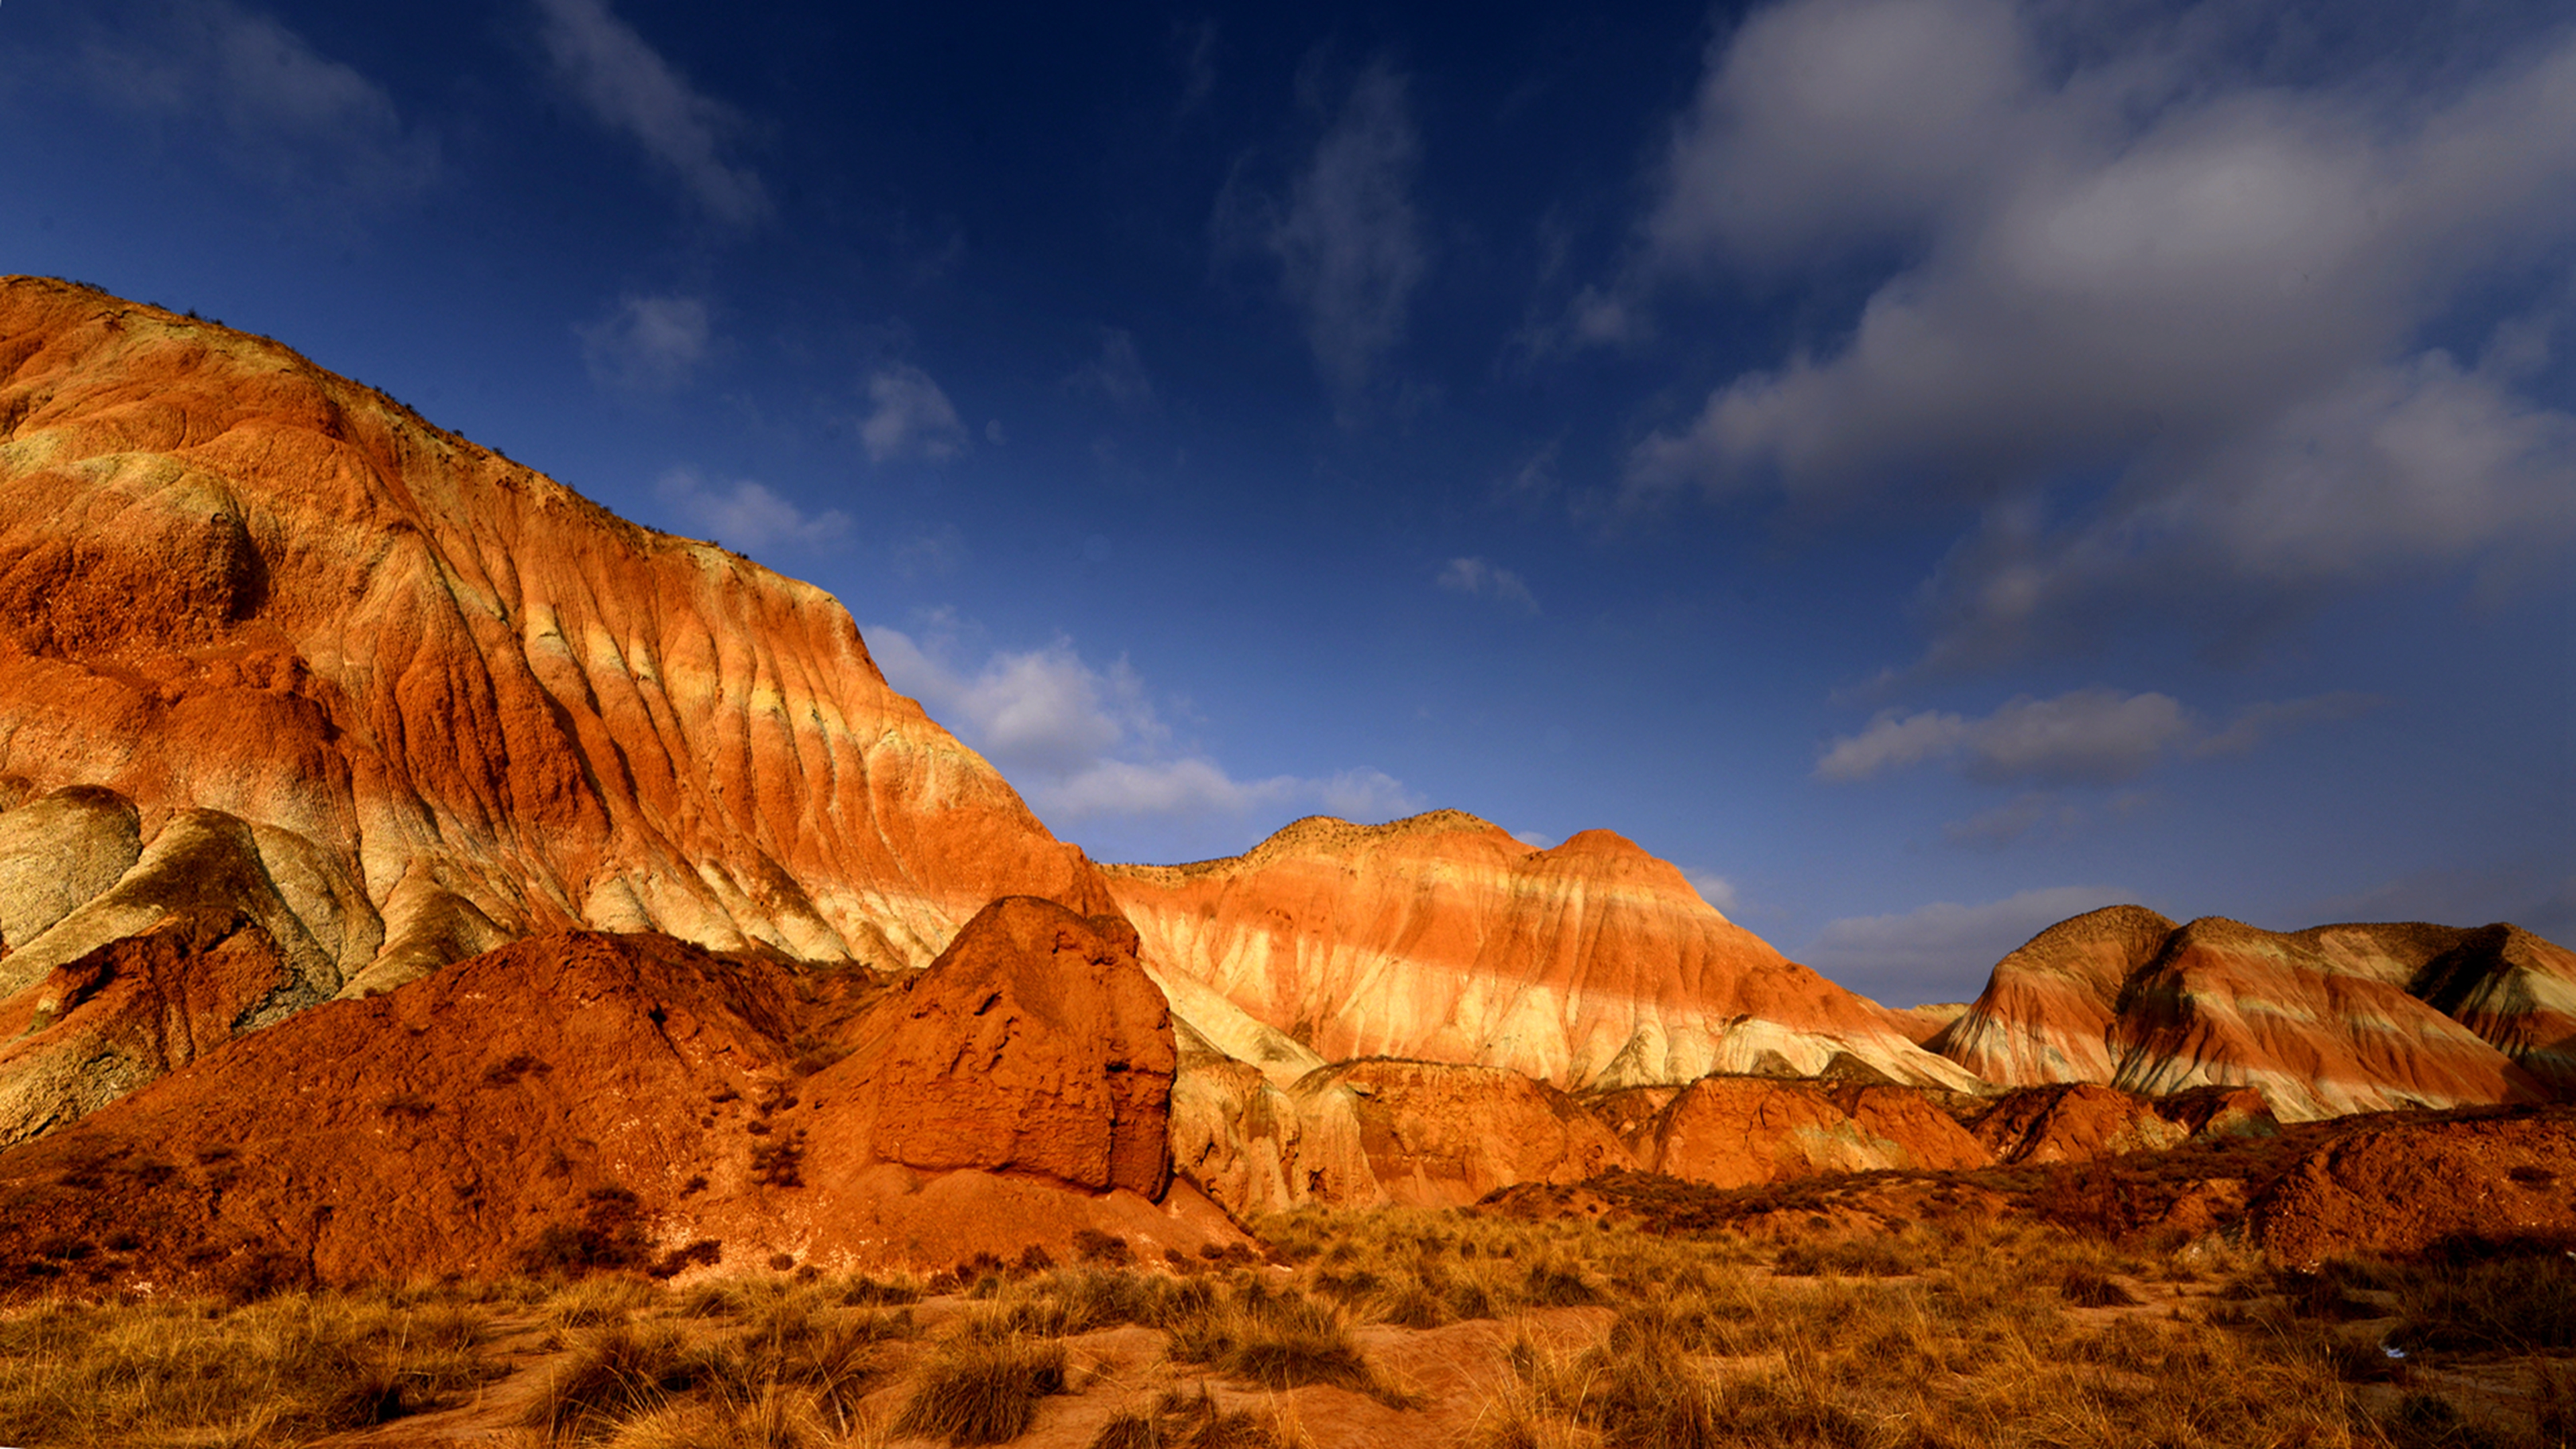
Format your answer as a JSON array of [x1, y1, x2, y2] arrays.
[[1065, 328, 1155, 409], [1817, 687, 2375, 787], [578, 293, 710, 392], [859, 364, 969, 464], [655, 468, 851, 553], [533, 0, 767, 223], [1223, 59, 1426, 415], [1436, 556, 1540, 614], [867, 614, 1424, 828], [66, 0, 439, 204]]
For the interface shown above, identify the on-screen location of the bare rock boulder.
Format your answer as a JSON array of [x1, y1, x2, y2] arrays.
[[812, 897, 1177, 1199]]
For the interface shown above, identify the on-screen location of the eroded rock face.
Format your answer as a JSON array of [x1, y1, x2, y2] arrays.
[[1929, 906, 2178, 1085], [809, 897, 1175, 1200], [0, 278, 1114, 1138], [2248, 1109, 2576, 1269], [1968, 1084, 2188, 1167], [1301, 1059, 1634, 1208], [1625, 1077, 1990, 1189], [1934, 906, 2575, 1120], [0, 926, 1238, 1293], [1109, 812, 1975, 1094]]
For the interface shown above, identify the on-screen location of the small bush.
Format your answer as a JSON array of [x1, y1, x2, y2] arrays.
[[519, 1185, 653, 1275]]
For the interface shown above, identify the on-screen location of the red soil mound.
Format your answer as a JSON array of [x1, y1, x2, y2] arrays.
[[0, 910, 1236, 1295], [2247, 1108, 2576, 1269]]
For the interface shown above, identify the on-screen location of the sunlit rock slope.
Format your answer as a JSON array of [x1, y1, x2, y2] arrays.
[[1931, 906, 2576, 1120], [0, 277, 1112, 1142], [1108, 810, 1979, 1094]]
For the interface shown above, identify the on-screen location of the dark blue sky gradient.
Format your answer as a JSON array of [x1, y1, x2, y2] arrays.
[[3, 0, 2569, 1002]]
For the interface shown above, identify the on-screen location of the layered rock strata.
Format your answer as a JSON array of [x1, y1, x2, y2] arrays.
[[1111, 812, 1976, 1095], [0, 278, 1112, 1140], [1933, 907, 2576, 1120]]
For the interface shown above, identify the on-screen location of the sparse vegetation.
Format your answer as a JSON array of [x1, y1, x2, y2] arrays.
[[0, 1195, 2565, 1446], [0, 1288, 502, 1446]]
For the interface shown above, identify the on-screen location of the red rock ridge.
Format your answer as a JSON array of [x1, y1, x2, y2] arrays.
[[1935, 906, 2575, 1120], [1108, 810, 1976, 1094], [0, 278, 1114, 1138]]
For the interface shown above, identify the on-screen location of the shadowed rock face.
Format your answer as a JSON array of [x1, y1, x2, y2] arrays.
[[1934, 906, 2576, 1120], [1110, 812, 1977, 1095], [0, 278, 1114, 1140], [0, 924, 1235, 1294]]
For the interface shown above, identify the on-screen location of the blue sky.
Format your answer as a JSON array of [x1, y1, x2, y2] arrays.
[[4, 0, 2571, 1003]]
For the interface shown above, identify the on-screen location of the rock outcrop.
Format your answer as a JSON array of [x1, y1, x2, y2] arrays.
[[0, 918, 1239, 1294], [1169, 1055, 1631, 1215], [809, 897, 1175, 1199], [1967, 1083, 2188, 1166], [1616, 1077, 1990, 1189], [2248, 1108, 2576, 1268], [1933, 906, 2576, 1120], [0, 278, 1114, 1141], [1109, 812, 1976, 1095]]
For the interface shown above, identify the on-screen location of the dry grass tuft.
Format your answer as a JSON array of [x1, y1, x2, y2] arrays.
[[1091, 1385, 1307, 1448], [896, 1330, 1069, 1445]]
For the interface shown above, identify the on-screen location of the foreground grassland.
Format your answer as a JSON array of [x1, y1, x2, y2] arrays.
[[0, 1208, 2567, 1448]]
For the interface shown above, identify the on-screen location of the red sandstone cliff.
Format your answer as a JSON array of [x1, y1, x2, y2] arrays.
[[0, 278, 1112, 1142]]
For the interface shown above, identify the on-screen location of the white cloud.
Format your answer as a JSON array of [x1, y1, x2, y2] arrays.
[[1511, 829, 1554, 849], [1801, 884, 2137, 1000], [1685, 870, 1743, 917], [1618, 0, 2576, 662], [533, 0, 767, 224], [654, 468, 851, 553], [68, 0, 438, 202], [1316, 768, 1423, 820], [1065, 328, 1155, 409], [859, 364, 969, 465], [867, 617, 1423, 828], [1436, 557, 1540, 614], [1242, 60, 1426, 409], [1817, 686, 2369, 786], [1648, 0, 2025, 271], [578, 293, 710, 392]]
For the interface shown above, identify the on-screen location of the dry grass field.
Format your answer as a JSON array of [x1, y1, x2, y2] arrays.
[[0, 1198, 2567, 1449]]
